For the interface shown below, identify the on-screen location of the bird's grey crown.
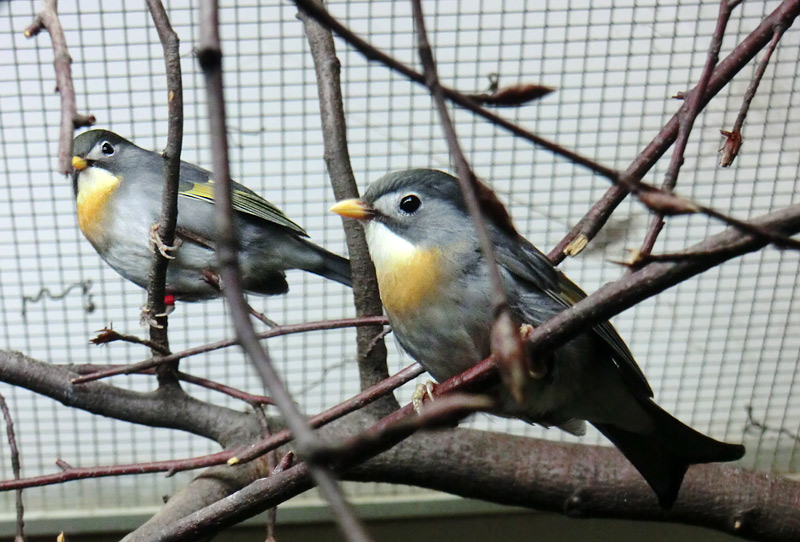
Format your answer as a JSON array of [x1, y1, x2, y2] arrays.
[[72, 129, 137, 159], [364, 169, 468, 209]]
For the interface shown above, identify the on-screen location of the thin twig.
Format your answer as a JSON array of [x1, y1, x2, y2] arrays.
[[292, 0, 800, 258], [410, 0, 530, 401], [90, 326, 171, 356], [228, 362, 424, 464], [720, 23, 787, 167], [293, 0, 617, 181], [73, 315, 387, 384], [24, 0, 95, 175], [144, 0, 184, 386], [176, 372, 275, 405], [258, 414, 280, 542], [266, 453, 295, 542], [0, 394, 25, 542], [248, 305, 279, 328], [637, 0, 739, 260], [197, 3, 372, 540], [528, 202, 800, 357], [546, 0, 800, 262], [67, 362, 276, 405], [299, 6, 390, 392]]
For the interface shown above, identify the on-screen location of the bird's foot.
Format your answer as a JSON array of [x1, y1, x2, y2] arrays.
[[412, 380, 436, 414], [518, 323, 535, 341], [139, 297, 175, 328], [149, 223, 182, 260]]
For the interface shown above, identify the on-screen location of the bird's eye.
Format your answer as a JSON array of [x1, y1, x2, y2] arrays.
[[100, 141, 115, 156], [399, 194, 421, 214]]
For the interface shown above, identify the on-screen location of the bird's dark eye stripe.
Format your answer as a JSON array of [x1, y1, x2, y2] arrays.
[[101, 141, 114, 155], [399, 194, 421, 214]]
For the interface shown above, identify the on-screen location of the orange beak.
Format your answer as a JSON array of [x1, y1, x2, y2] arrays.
[[72, 156, 88, 171], [330, 198, 376, 220]]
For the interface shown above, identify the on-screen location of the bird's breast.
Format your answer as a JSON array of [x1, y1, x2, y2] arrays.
[[75, 167, 121, 248], [365, 222, 445, 317]]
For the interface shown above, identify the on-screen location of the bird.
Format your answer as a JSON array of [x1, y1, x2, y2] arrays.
[[71, 129, 351, 302], [330, 168, 744, 508]]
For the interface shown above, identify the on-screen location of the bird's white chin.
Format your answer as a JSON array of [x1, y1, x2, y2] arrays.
[[363, 221, 420, 273]]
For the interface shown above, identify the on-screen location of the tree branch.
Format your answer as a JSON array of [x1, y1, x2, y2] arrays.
[[73, 316, 387, 384], [299, 3, 390, 393], [24, 0, 95, 175], [0, 350, 253, 446], [197, 3, 372, 539], [409, 0, 530, 398], [548, 0, 800, 262], [143, 0, 184, 385], [0, 394, 25, 542], [637, 0, 738, 260]]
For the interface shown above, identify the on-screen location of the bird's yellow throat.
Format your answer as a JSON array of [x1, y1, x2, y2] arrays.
[[365, 222, 444, 317], [75, 167, 121, 245]]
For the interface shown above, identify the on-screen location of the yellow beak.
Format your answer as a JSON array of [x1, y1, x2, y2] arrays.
[[72, 156, 88, 171], [330, 198, 375, 220]]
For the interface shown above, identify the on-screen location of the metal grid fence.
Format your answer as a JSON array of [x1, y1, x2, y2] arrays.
[[0, 0, 798, 523]]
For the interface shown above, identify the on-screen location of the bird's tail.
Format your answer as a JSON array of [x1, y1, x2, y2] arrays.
[[593, 399, 744, 509], [298, 241, 352, 287]]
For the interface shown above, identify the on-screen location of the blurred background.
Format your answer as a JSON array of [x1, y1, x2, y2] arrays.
[[0, 0, 798, 539]]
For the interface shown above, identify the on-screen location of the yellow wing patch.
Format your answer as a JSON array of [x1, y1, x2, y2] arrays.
[[75, 167, 121, 246], [182, 181, 214, 201]]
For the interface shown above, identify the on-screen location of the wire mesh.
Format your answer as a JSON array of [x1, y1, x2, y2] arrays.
[[0, 0, 798, 524]]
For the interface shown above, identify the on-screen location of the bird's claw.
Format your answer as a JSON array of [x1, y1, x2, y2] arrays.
[[149, 223, 182, 260], [139, 302, 174, 328], [412, 380, 436, 414]]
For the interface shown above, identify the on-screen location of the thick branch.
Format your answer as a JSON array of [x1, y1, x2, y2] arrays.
[[0, 350, 253, 446], [351, 428, 800, 541], [299, 6, 390, 392]]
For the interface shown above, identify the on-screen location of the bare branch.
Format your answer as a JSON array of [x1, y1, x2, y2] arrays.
[[0, 350, 253, 447], [198, 5, 372, 538], [73, 316, 387, 384], [410, 0, 530, 402], [90, 326, 170, 356], [292, 0, 617, 181], [0, 394, 25, 542], [353, 427, 800, 542], [637, 0, 739, 259], [144, 0, 185, 385], [24, 0, 95, 175], [0, 362, 421, 492], [720, 23, 788, 166], [549, 0, 800, 262], [299, 5, 390, 392], [529, 203, 800, 357]]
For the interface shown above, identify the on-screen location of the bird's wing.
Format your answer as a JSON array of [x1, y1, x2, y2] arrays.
[[177, 164, 309, 237], [494, 232, 653, 398]]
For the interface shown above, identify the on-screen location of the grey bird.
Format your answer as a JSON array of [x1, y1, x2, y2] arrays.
[[331, 168, 744, 508], [71, 129, 351, 301]]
